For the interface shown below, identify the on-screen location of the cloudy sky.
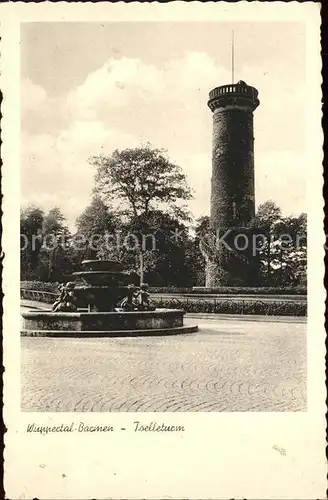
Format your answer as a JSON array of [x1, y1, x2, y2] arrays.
[[21, 22, 306, 228]]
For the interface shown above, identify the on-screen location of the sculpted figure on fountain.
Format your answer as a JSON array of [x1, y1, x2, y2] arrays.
[[52, 282, 78, 312], [116, 283, 155, 312], [118, 285, 137, 311]]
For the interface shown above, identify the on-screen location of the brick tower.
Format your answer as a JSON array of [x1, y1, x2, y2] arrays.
[[204, 80, 260, 286]]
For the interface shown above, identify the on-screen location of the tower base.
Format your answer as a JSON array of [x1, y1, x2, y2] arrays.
[[205, 255, 260, 287], [201, 227, 261, 287]]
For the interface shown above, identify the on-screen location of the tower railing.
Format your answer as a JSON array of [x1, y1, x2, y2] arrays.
[[209, 84, 258, 101], [208, 83, 260, 112]]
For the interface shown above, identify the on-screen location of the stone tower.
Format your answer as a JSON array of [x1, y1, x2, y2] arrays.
[[204, 80, 260, 287]]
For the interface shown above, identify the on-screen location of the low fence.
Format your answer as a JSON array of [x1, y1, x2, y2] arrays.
[[21, 288, 57, 304], [21, 288, 307, 317]]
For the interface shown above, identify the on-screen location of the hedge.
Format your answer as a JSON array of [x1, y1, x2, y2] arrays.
[[152, 298, 307, 316], [21, 281, 307, 297], [151, 286, 307, 295], [20, 281, 61, 293]]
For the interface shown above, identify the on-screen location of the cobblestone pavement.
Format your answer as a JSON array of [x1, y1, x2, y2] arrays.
[[21, 316, 306, 412]]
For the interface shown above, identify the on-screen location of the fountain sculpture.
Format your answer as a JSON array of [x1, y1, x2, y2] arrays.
[[21, 260, 198, 337]]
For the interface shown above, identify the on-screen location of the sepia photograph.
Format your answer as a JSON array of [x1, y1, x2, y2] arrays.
[[20, 21, 308, 413], [2, 2, 325, 499]]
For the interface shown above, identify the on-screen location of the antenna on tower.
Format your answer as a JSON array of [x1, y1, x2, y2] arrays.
[[232, 29, 235, 84]]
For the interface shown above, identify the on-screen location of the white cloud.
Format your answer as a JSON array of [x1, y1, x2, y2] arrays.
[[21, 51, 307, 226], [172, 151, 211, 220], [68, 57, 163, 120], [21, 78, 48, 113], [66, 52, 230, 122], [255, 151, 306, 216], [21, 123, 139, 227], [162, 51, 230, 91]]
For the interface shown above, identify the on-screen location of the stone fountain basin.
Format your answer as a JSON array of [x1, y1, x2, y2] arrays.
[[21, 309, 198, 337]]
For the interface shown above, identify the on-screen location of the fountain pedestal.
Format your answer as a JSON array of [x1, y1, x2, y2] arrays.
[[72, 259, 136, 311]]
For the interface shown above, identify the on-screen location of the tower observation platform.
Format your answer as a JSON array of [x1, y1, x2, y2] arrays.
[[207, 81, 260, 113]]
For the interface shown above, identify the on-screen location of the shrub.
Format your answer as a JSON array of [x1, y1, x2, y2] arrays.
[[21, 282, 306, 297], [150, 287, 192, 294], [152, 297, 307, 316], [164, 286, 307, 295], [20, 281, 61, 293]]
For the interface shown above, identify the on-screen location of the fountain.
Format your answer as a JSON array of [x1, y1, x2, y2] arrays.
[[21, 260, 198, 337]]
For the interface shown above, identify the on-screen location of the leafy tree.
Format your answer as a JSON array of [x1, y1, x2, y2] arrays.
[[252, 201, 307, 286], [186, 216, 212, 286], [21, 205, 44, 235], [93, 208, 195, 286], [184, 238, 206, 286], [76, 196, 117, 237], [98, 209, 191, 286], [272, 213, 307, 286], [20, 206, 44, 279], [40, 207, 71, 281], [91, 145, 193, 221], [137, 210, 191, 286], [252, 200, 283, 285], [90, 145, 193, 283], [42, 206, 69, 237], [253, 200, 282, 230], [195, 215, 211, 239], [75, 196, 118, 260]]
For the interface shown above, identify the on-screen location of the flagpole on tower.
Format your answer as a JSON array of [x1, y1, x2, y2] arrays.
[[232, 29, 235, 84]]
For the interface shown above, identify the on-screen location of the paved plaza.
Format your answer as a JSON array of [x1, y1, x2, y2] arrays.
[[21, 315, 306, 412]]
